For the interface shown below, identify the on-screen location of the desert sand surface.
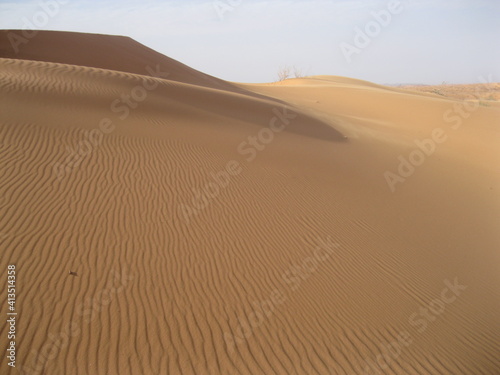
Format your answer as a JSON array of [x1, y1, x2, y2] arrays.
[[399, 83, 500, 103], [1, 31, 499, 375]]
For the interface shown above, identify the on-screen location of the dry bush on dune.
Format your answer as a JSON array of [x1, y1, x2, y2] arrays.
[[293, 66, 304, 78], [277, 65, 305, 81], [277, 65, 291, 81]]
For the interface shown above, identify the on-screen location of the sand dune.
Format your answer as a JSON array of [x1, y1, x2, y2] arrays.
[[1, 31, 499, 375], [399, 83, 500, 102], [0, 30, 236, 90]]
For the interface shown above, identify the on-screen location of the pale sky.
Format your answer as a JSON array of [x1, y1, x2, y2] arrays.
[[1, 0, 499, 84]]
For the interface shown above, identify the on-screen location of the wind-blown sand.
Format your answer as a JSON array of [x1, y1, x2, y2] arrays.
[[0, 31, 499, 375]]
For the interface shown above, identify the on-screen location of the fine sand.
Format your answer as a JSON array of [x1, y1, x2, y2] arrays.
[[399, 83, 500, 102], [1, 31, 499, 375]]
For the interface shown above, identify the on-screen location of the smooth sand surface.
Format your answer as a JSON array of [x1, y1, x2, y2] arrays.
[[1, 31, 499, 375]]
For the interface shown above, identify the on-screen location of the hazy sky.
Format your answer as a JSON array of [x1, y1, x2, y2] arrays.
[[1, 0, 499, 84]]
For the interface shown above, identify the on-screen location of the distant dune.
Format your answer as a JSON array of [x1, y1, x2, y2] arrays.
[[400, 83, 500, 102], [1, 31, 499, 375]]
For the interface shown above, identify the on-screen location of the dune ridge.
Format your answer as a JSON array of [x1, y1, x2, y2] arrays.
[[0, 31, 499, 375]]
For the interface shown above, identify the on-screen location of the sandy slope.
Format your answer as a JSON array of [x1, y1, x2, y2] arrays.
[[0, 31, 499, 375]]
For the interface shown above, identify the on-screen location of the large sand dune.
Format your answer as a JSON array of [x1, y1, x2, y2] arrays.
[[1, 31, 499, 375]]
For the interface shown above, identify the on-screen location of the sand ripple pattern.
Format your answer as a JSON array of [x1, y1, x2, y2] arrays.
[[1, 52, 499, 375]]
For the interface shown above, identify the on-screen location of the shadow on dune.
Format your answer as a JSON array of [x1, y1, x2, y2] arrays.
[[0, 30, 285, 104], [140, 80, 348, 143], [0, 30, 346, 143]]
